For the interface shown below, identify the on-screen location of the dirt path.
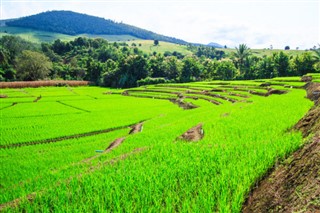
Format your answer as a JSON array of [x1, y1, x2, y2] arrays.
[[177, 123, 204, 142], [129, 122, 144, 134]]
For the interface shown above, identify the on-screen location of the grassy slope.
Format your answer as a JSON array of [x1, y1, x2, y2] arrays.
[[219, 48, 304, 58], [126, 39, 193, 55], [0, 26, 139, 43]]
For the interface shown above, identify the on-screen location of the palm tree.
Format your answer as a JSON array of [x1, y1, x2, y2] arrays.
[[312, 45, 320, 61], [234, 44, 251, 75]]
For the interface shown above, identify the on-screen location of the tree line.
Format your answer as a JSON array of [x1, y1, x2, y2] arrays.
[[0, 35, 319, 87]]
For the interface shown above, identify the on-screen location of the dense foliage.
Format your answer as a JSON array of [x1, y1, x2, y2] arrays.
[[6, 11, 188, 45], [0, 35, 319, 87]]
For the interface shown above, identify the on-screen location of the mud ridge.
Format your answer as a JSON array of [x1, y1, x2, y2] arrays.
[[0, 103, 17, 111], [121, 91, 198, 110], [177, 123, 204, 142], [33, 96, 41, 102], [248, 90, 268, 96], [185, 95, 221, 105], [0, 121, 146, 149], [129, 122, 144, 134], [169, 98, 198, 110], [56, 100, 90, 113], [228, 92, 250, 98]]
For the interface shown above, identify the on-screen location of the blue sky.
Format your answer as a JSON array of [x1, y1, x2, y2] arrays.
[[1, 0, 319, 49]]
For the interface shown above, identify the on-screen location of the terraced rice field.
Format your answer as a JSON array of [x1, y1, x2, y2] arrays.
[[0, 77, 315, 212]]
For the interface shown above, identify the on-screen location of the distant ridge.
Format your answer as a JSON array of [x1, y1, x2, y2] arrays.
[[5, 10, 189, 45], [207, 42, 224, 48]]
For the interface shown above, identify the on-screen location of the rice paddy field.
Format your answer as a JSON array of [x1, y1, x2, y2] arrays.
[[0, 76, 316, 212]]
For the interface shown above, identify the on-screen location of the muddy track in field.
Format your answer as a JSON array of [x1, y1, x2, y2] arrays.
[[0, 121, 147, 149], [0, 147, 148, 212]]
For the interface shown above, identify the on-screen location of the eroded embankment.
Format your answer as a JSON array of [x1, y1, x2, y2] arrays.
[[242, 82, 320, 212]]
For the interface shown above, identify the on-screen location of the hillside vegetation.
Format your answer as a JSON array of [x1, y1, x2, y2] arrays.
[[1, 35, 319, 88], [5, 10, 188, 44]]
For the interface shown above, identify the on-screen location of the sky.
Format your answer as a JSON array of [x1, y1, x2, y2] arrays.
[[1, 0, 319, 49]]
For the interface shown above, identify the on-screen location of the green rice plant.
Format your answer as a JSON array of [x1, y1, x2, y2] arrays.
[[0, 82, 313, 212]]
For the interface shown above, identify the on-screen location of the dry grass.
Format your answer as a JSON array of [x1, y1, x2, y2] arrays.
[[0, 80, 89, 88]]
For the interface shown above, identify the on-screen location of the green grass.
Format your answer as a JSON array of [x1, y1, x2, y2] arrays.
[[0, 26, 139, 43], [0, 77, 314, 212], [126, 39, 193, 55], [219, 48, 305, 58]]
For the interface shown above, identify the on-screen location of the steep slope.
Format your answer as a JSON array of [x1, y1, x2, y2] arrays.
[[5, 10, 188, 45], [242, 82, 320, 212]]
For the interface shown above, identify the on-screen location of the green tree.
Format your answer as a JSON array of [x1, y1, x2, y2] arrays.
[[312, 46, 320, 72], [256, 56, 274, 78], [163, 56, 181, 80], [15, 50, 52, 81], [233, 44, 251, 76], [148, 55, 166, 78], [290, 52, 315, 75], [216, 60, 238, 80], [273, 51, 289, 76], [180, 57, 202, 82]]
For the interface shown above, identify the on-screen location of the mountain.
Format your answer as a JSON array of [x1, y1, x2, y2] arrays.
[[207, 42, 224, 48], [4, 10, 189, 45]]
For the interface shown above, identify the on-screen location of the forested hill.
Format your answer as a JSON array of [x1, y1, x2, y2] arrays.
[[5, 10, 188, 45]]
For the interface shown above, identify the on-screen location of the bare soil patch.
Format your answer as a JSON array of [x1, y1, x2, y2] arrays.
[[177, 123, 204, 142], [105, 137, 126, 151], [267, 89, 288, 95], [301, 75, 312, 82], [129, 122, 143, 134], [305, 82, 320, 103], [0, 94, 8, 98], [169, 98, 198, 110]]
